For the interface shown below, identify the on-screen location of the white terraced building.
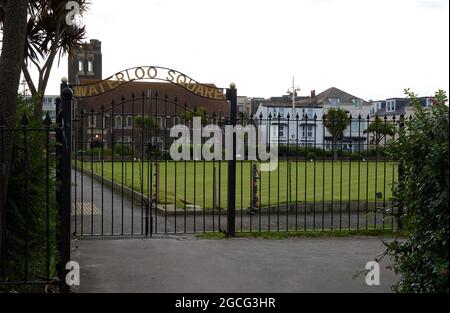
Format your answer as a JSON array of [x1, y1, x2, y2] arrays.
[[253, 87, 371, 152]]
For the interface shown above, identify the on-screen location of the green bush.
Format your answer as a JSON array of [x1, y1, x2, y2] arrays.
[[114, 144, 132, 156], [383, 89, 449, 292], [2, 95, 58, 287], [85, 147, 112, 157]]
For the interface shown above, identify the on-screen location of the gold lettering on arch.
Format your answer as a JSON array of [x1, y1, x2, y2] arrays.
[[72, 66, 225, 100]]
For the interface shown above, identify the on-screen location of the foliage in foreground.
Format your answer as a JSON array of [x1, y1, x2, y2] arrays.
[[1, 95, 58, 288], [383, 89, 449, 293]]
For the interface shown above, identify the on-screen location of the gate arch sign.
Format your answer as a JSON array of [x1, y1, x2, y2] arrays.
[[72, 66, 226, 100]]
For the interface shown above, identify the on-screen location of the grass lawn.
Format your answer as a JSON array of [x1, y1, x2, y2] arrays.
[[78, 160, 397, 210], [196, 229, 408, 240]]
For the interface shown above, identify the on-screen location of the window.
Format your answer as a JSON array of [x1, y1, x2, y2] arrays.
[[88, 115, 96, 127], [78, 59, 84, 72], [351, 120, 360, 132], [352, 99, 363, 108], [102, 116, 107, 128], [329, 98, 340, 107], [386, 100, 396, 112], [306, 108, 313, 119], [270, 125, 278, 139], [279, 108, 285, 118], [115, 116, 122, 128], [157, 117, 163, 128], [302, 125, 313, 138], [126, 116, 133, 128], [426, 98, 434, 107], [173, 116, 181, 125], [279, 126, 284, 137], [88, 60, 93, 73]]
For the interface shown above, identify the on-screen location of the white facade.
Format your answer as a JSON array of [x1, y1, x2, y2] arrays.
[[24, 95, 58, 122], [254, 104, 325, 147], [322, 96, 371, 152], [253, 87, 372, 152]]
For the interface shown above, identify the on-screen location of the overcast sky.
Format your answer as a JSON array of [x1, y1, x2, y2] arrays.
[[42, 0, 449, 100]]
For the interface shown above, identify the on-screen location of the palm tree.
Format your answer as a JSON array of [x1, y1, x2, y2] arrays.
[[364, 116, 394, 145], [134, 115, 161, 157], [0, 0, 29, 261], [323, 108, 350, 160], [180, 106, 208, 126], [363, 116, 394, 158], [21, 0, 88, 120]]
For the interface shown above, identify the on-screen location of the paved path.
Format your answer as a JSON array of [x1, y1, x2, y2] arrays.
[[72, 170, 394, 236], [72, 236, 398, 293]]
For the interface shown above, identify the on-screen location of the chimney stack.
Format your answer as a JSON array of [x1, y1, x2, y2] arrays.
[[311, 90, 316, 98]]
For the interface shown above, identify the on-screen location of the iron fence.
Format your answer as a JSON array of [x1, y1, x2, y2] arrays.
[[71, 91, 407, 236], [0, 111, 58, 287], [0, 87, 409, 289]]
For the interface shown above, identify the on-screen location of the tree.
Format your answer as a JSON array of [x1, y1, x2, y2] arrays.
[[364, 116, 395, 145], [134, 115, 161, 156], [20, 0, 88, 120], [382, 89, 449, 292], [0, 0, 30, 258], [323, 108, 350, 160], [181, 106, 208, 126]]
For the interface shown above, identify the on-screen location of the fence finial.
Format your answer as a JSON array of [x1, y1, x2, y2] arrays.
[[20, 112, 29, 127], [44, 112, 52, 126]]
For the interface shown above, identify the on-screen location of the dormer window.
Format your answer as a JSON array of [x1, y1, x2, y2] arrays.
[[329, 98, 340, 107], [426, 98, 434, 107], [386, 100, 396, 112], [352, 99, 362, 108]]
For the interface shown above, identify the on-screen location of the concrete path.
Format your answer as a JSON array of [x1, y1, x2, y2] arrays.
[[72, 236, 398, 293]]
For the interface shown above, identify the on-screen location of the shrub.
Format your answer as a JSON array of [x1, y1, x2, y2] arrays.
[[85, 147, 112, 157], [114, 144, 132, 156], [383, 89, 449, 292], [2, 96, 58, 286]]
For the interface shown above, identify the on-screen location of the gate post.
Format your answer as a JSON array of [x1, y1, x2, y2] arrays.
[[57, 79, 73, 292], [226, 83, 237, 236]]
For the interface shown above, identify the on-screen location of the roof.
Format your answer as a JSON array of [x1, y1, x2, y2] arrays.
[[258, 87, 369, 108], [314, 87, 370, 105]]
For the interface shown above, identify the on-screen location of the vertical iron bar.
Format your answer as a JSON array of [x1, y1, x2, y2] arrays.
[[357, 115, 361, 230], [90, 108, 94, 235], [101, 106, 105, 235], [121, 96, 125, 235], [58, 85, 72, 292], [304, 115, 308, 231], [45, 114, 51, 279], [110, 100, 115, 235], [365, 115, 370, 230], [22, 114, 29, 282], [226, 85, 237, 236], [348, 115, 352, 230], [164, 94, 168, 233], [131, 94, 136, 235]]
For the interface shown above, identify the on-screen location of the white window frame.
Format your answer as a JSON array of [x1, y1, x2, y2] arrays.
[[115, 115, 122, 128], [78, 59, 84, 72], [329, 98, 340, 107], [88, 60, 93, 73], [386, 100, 396, 112], [88, 115, 96, 127], [126, 116, 133, 128]]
